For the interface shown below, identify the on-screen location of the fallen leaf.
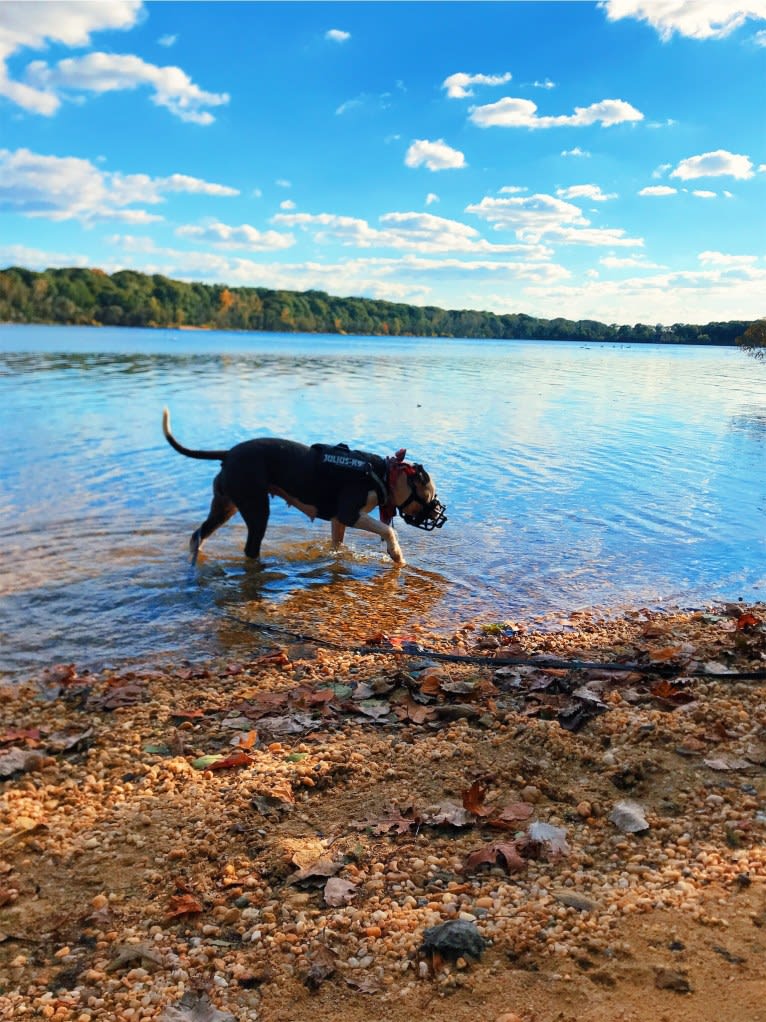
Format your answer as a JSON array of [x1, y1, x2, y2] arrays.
[[487, 801, 535, 828], [302, 944, 337, 991], [255, 651, 291, 668], [736, 612, 760, 631], [106, 943, 163, 973], [0, 748, 43, 779], [704, 755, 751, 771], [288, 858, 343, 885], [522, 821, 571, 858], [159, 991, 236, 1022], [463, 841, 525, 874], [355, 807, 419, 835], [648, 646, 682, 662], [609, 800, 650, 833], [207, 751, 253, 771], [323, 877, 357, 906], [0, 728, 41, 746], [462, 780, 491, 817], [424, 801, 473, 828], [166, 893, 203, 918]]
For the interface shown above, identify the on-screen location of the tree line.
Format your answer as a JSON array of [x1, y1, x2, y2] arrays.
[[0, 265, 753, 346]]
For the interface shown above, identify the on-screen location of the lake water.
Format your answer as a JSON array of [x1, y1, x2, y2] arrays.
[[1, 324, 764, 681]]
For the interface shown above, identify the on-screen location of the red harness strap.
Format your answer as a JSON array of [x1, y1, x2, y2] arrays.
[[380, 448, 416, 524]]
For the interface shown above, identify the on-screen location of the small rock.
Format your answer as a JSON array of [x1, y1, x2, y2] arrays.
[[609, 800, 649, 833], [654, 967, 692, 993], [420, 919, 486, 963], [552, 890, 597, 912]]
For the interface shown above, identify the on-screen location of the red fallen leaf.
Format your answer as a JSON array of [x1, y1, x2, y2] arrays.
[[462, 780, 490, 817], [207, 751, 253, 771], [44, 663, 79, 685], [418, 674, 443, 696], [354, 806, 419, 835], [170, 708, 207, 721], [292, 687, 335, 707], [392, 693, 437, 724], [235, 730, 258, 750], [649, 680, 694, 703], [648, 646, 682, 662], [463, 841, 526, 874], [255, 651, 292, 668], [364, 631, 391, 646], [0, 728, 41, 746], [166, 893, 203, 918], [487, 801, 535, 829], [736, 612, 761, 631]]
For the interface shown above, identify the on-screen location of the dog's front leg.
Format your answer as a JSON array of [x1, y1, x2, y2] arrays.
[[331, 518, 346, 549], [351, 512, 405, 566]]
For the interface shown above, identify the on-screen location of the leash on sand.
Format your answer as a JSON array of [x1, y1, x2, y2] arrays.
[[223, 613, 766, 682]]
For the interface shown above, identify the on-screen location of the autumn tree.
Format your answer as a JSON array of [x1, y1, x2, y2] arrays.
[[736, 319, 766, 360]]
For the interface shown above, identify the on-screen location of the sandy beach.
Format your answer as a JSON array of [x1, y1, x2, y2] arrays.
[[1, 602, 765, 1022]]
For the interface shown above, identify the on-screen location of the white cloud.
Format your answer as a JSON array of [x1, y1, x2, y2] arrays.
[[0, 0, 141, 113], [498, 185, 528, 194], [175, 220, 294, 251], [466, 193, 643, 248], [325, 28, 350, 42], [0, 243, 89, 268], [639, 185, 678, 196], [671, 149, 755, 179], [470, 96, 643, 128], [556, 184, 617, 201], [0, 2, 227, 122], [271, 209, 552, 257], [157, 34, 177, 47], [600, 254, 665, 269], [521, 262, 766, 324], [532, 78, 556, 89], [692, 189, 717, 198], [425, 193, 439, 206], [599, 0, 766, 40], [161, 173, 238, 196], [699, 250, 759, 266], [442, 71, 511, 99], [652, 162, 673, 178], [561, 147, 591, 157], [405, 138, 466, 171], [276, 179, 292, 188], [755, 27, 766, 43], [0, 147, 237, 222], [279, 199, 296, 210], [24, 51, 229, 124]]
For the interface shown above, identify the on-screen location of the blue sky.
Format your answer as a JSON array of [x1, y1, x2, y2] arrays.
[[1, 0, 765, 326]]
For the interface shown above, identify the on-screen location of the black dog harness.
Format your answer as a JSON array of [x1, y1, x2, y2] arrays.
[[311, 443, 389, 523], [311, 442, 446, 531]]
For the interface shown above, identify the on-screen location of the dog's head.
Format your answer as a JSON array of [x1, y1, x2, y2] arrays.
[[398, 463, 447, 531]]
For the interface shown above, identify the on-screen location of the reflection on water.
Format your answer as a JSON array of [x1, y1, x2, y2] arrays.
[[1, 324, 765, 681]]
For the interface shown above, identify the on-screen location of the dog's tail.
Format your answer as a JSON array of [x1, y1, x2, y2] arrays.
[[162, 407, 228, 461]]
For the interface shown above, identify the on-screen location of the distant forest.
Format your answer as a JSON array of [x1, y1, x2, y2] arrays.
[[0, 265, 752, 345]]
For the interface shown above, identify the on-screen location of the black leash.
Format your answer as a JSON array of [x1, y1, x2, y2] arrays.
[[223, 614, 766, 682]]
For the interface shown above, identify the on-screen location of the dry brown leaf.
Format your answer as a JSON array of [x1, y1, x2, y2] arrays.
[[166, 893, 203, 918], [462, 780, 491, 817], [463, 841, 525, 874]]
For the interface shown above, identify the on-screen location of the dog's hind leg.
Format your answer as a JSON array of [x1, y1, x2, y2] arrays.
[[235, 491, 270, 559], [191, 475, 237, 563]]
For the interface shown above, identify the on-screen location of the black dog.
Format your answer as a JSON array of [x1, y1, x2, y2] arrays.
[[162, 408, 446, 565]]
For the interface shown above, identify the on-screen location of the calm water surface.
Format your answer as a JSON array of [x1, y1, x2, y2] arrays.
[[1, 324, 764, 680]]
